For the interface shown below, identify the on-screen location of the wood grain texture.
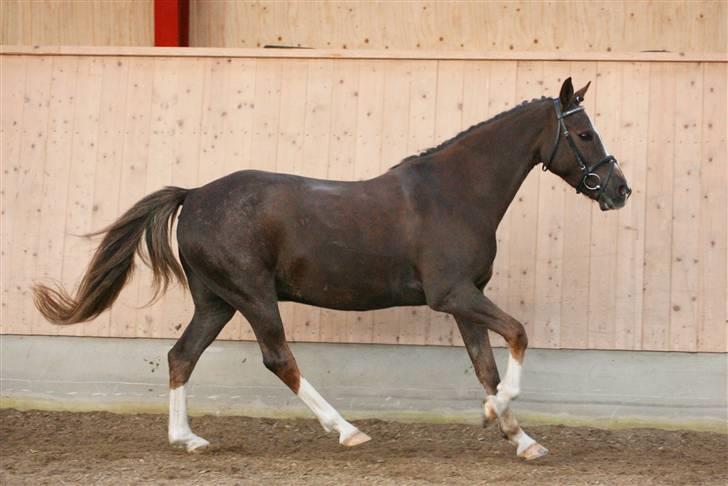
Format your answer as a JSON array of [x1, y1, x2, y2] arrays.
[[189, 1, 727, 55], [3, 45, 723, 63], [698, 63, 727, 353], [1, 55, 30, 335], [642, 63, 676, 351], [1, 51, 724, 353], [614, 62, 649, 350], [0, 0, 153, 46], [587, 62, 621, 350]]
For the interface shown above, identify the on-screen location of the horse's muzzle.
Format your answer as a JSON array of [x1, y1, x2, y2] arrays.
[[598, 184, 631, 211]]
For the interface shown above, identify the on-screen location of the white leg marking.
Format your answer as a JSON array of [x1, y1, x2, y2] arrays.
[[297, 377, 371, 447], [510, 428, 536, 456], [485, 353, 522, 418], [498, 353, 522, 400], [168, 385, 210, 452], [512, 428, 549, 460], [491, 408, 549, 460]]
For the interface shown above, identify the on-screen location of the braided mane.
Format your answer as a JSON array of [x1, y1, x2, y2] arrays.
[[391, 96, 551, 169]]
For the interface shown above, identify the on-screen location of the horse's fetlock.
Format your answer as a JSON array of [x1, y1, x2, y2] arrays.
[[319, 413, 339, 433]]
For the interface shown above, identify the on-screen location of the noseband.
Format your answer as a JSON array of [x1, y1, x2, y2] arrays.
[[543, 98, 618, 197]]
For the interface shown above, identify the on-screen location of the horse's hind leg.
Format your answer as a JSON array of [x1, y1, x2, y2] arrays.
[[231, 287, 370, 447], [167, 265, 235, 452]]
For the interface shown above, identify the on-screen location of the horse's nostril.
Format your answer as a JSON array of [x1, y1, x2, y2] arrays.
[[618, 184, 631, 198]]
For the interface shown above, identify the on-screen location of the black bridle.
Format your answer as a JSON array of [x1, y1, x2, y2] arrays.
[[543, 98, 619, 198]]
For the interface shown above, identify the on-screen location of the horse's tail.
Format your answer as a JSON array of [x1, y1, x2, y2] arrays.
[[32, 186, 189, 325]]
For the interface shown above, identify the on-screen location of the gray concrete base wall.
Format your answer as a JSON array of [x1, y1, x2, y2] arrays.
[[1, 335, 726, 431]]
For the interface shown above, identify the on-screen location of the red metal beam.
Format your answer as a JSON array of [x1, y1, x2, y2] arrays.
[[154, 0, 189, 47]]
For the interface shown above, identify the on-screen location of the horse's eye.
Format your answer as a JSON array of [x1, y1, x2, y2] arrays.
[[578, 131, 593, 141]]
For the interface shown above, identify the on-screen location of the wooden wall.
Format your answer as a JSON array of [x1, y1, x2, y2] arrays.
[[190, 1, 727, 54], [1, 48, 726, 353], [3, 1, 724, 55], [0, 0, 153, 46]]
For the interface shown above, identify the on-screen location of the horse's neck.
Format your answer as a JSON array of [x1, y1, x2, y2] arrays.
[[442, 103, 548, 227]]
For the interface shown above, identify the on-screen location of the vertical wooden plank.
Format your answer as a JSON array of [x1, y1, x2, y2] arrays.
[[109, 57, 154, 338], [698, 63, 727, 352], [319, 59, 359, 344], [532, 63, 569, 349], [586, 61, 622, 350], [397, 60, 437, 346], [222, 59, 257, 174], [427, 60, 465, 346], [33, 56, 79, 336], [274, 59, 308, 341], [12, 56, 52, 334], [291, 59, 334, 343], [506, 60, 543, 343], [197, 58, 231, 185], [0, 55, 30, 334], [614, 62, 649, 350], [559, 61, 597, 349], [249, 58, 282, 175], [669, 63, 703, 352], [371, 60, 409, 345], [347, 61, 385, 344], [483, 60, 517, 349], [30, 0, 61, 46], [0, 1, 22, 45], [642, 62, 676, 351]]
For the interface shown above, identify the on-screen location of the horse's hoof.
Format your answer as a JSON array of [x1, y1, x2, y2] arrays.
[[186, 437, 210, 453], [519, 442, 549, 461], [340, 429, 371, 447], [171, 435, 210, 453]]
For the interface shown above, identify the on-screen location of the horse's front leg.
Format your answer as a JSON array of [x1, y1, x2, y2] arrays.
[[430, 284, 548, 460]]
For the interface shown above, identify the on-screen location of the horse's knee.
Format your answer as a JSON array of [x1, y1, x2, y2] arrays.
[[508, 320, 528, 361]]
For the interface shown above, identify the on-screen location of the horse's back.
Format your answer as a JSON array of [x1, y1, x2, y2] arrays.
[[177, 170, 425, 310]]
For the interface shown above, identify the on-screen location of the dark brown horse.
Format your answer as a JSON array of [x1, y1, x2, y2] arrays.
[[33, 78, 630, 460]]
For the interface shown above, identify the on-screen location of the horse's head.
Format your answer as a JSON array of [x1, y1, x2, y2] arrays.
[[543, 77, 631, 210]]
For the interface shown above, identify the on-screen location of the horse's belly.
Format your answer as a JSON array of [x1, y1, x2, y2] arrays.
[[275, 250, 425, 311]]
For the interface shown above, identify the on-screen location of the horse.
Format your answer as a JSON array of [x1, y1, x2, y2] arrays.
[[33, 77, 631, 461]]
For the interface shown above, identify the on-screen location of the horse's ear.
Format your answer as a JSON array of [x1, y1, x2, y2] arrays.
[[573, 81, 591, 105], [559, 77, 574, 107]]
